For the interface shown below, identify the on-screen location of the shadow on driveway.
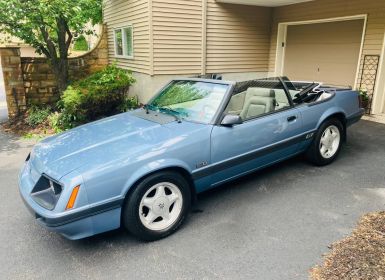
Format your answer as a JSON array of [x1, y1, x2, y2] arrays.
[[0, 127, 24, 153], [1, 120, 385, 280]]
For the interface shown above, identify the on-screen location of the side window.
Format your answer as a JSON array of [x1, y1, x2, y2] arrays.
[[274, 89, 291, 110], [226, 79, 293, 121], [114, 26, 134, 58], [114, 29, 123, 56], [226, 91, 246, 115]]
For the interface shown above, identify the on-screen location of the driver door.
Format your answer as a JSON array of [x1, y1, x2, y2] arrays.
[[209, 87, 303, 187]]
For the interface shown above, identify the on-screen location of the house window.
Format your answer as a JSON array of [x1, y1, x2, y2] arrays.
[[114, 26, 133, 58]]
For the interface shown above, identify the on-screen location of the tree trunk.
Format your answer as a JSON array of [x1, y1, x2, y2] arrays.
[[51, 58, 69, 93], [39, 16, 72, 94]]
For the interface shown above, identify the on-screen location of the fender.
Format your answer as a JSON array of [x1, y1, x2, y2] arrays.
[[121, 158, 193, 197], [316, 106, 347, 129], [57, 169, 88, 212]]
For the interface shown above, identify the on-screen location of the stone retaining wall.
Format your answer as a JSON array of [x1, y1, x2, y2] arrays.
[[0, 25, 109, 118], [0, 48, 26, 117], [21, 58, 58, 105]]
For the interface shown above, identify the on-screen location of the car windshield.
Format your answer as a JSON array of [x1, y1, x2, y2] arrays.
[[148, 80, 229, 124]]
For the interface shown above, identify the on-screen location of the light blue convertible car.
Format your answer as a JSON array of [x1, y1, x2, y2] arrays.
[[19, 77, 364, 241]]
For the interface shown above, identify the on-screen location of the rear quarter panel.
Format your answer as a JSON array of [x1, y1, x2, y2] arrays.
[[296, 90, 360, 149]]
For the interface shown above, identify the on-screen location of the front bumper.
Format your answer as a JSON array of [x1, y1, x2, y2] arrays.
[[18, 162, 123, 240]]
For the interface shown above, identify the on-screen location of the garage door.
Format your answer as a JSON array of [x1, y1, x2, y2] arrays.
[[283, 19, 364, 88]]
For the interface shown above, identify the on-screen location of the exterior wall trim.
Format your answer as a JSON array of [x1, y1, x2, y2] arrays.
[[372, 31, 385, 114], [112, 25, 135, 60], [201, 0, 208, 75], [276, 14, 368, 26], [274, 14, 368, 90], [149, 0, 154, 76]]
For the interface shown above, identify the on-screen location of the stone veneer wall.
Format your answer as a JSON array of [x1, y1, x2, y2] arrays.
[[21, 58, 58, 105], [0, 25, 108, 117], [21, 25, 109, 106], [0, 48, 27, 117]]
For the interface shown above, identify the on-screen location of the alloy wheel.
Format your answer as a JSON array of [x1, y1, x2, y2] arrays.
[[319, 125, 341, 159], [139, 182, 183, 231]]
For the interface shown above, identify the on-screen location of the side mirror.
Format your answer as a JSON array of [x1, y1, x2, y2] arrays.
[[221, 114, 243, 127]]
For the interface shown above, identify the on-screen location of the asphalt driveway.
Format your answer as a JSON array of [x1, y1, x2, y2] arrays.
[[1, 120, 384, 280]]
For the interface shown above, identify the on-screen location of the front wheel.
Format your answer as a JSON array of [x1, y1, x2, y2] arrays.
[[306, 118, 344, 166], [122, 171, 191, 241]]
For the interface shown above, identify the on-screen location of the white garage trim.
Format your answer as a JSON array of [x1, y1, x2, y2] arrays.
[[274, 14, 367, 89], [372, 31, 385, 114]]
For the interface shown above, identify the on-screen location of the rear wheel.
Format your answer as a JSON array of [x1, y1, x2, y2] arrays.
[[306, 118, 343, 166], [122, 171, 191, 241]]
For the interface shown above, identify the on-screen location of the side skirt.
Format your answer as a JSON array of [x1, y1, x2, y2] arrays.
[[191, 130, 317, 182]]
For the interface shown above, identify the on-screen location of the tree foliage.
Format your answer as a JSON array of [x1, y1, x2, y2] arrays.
[[152, 82, 208, 107], [73, 35, 89, 51], [0, 0, 103, 91]]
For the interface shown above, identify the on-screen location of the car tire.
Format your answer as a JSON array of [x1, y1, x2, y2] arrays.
[[306, 118, 344, 166], [122, 171, 191, 241]]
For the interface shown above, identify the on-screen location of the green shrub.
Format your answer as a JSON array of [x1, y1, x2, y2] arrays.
[[48, 112, 64, 133], [56, 64, 136, 130], [359, 89, 369, 102], [26, 106, 52, 127], [75, 64, 136, 94], [57, 87, 86, 129], [119, 96, 139, 112], [73, 35, 89, 51]]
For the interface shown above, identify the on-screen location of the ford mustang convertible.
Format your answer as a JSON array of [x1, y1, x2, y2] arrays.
[[19, 77, 364, 241]]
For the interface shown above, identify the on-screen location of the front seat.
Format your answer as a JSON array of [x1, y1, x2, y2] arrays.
[[240, 88, 276, 120]]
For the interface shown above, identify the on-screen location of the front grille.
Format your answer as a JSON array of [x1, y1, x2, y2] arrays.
[[31, 175, 62, 210]]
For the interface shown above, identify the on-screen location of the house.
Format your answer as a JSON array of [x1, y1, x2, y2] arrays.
[[103, 0, 385, 115], [0, 34, 42, 57], [0, 23, 103, 58]]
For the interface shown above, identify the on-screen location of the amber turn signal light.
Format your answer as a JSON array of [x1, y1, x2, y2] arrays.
[[66, 185, 80, 210]]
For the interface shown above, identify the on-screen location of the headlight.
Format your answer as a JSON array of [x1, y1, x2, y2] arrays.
[[30, 175, 62, 210]]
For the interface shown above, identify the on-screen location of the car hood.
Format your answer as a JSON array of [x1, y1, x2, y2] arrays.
[[30, 112, 177, 179]]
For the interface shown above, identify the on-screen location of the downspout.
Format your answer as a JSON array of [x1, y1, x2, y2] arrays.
[[201, 0, 208, 76], [149, 0, 154, 76]]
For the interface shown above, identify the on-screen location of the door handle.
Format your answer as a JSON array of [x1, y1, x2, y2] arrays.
[[287, 116, 297, 122]]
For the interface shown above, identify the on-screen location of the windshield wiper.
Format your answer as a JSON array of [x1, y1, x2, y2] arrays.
[[144, 104, 184, 123], [159, 106, 183, 123], [143, 104, 159, 114], [143, 104, 150, 114]]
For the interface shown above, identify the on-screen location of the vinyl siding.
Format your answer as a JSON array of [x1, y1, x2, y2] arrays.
[[104, 0, 385, 80], [152, 0, 203, 75], [268, 0, 385, 77], [206, 0, 272, 74], [104, 0, 151, 74], [104, 0, 273, 76]]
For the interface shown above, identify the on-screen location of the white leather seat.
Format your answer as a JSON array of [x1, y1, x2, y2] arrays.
[[240, 88, 276, 120]]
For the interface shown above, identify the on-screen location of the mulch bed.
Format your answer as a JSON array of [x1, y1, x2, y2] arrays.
[[310, 212, 385, 280], [1, 113, 54, 137]]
